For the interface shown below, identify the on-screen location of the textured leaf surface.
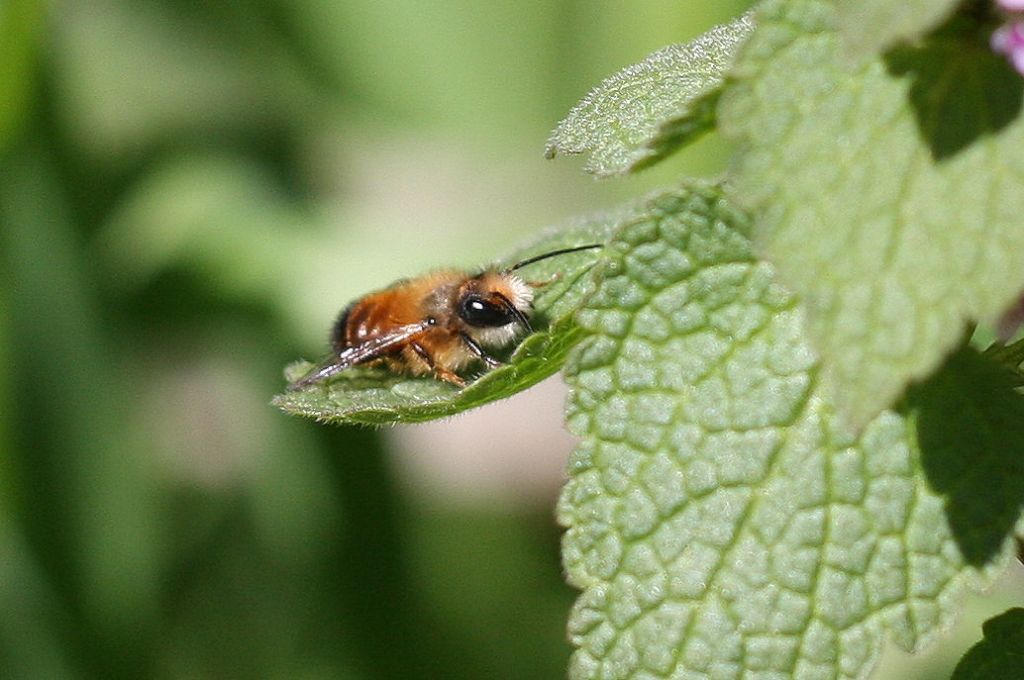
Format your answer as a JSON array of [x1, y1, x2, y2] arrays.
[[718, 0, 1024, 426], [951, 608, 1024, 679], [274, 214, 621, 424], [836, 0, 962, 59], [545, 13, 754, 177], [557, 184, 1023, 679]]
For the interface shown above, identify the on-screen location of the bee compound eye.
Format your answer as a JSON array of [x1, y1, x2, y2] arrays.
[[459, 295, 513, 328]]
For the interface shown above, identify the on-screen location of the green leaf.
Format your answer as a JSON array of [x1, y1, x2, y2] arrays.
[[835, 0, 962, 59], [557, 183, 1023, 679], [274, 214, 620, 425], [545, 13, 754, 177], [718, 0, 1024, 427], [952, 608, 1024, 679]]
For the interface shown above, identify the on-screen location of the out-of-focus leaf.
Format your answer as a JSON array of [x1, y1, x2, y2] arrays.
[[284, 1, 563, 137], [94, 153, 299, 298], [0, 148, 162, 641], [718, 0, 1024, 427], [951, 608, 1024, 679], [49, 1, 317, 160], [908, 346, 1024, 566], [557, 183, 1023, 679], [0, 283, 74, 679], [545, 13, 754, 176], [0, 0, 44, 150], [0, 529, 78, 679], [274, 214, 620, 424], [0, 291, 11, 507], [836, 0, 961, 59]]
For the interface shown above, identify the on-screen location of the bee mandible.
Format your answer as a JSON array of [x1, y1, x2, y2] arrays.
[[287, 244, 602, 390]]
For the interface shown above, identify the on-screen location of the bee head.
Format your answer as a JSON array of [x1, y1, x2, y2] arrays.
[[457, 271, 533, 346], [456, 243, 602, 347]]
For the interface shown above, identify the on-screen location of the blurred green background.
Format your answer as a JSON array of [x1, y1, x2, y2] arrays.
[[1, 1, 1020, 678]]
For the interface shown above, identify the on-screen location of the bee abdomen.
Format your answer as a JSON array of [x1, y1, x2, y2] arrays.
[[332, 297, 401, 351], [330, 303, 355, 351]]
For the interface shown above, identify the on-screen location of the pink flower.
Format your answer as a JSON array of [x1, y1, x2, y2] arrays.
[[992, 21, 1024, 74], [998, 0, 1024, 11]]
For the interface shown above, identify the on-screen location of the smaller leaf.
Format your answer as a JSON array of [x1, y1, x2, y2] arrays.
[[983, 336, 1024, 387], [908, 345, 1024, 566], [885, 28, 1023, 160], [951, 608, 1024, 679], [274, 318, 586, 425], [836, 0, 961, 59], [273, 213, 624, 425], [545, 12, 754, 177]]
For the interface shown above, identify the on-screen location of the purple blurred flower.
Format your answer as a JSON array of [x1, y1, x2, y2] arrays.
[[992, 21, 1024, 75], [998, 293, 1024, 342], [998, 0, 1024, 11]]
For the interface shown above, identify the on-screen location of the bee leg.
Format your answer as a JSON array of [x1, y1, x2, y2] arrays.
[[411, 342, 466, 387], [459, 332, 502, 369], [524, 273, 561, 289]]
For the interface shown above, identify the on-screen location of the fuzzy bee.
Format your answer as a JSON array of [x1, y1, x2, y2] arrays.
[[287, 244, 601, 390]]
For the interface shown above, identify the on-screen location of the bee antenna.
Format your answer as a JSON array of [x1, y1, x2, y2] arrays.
[[500, 294, 533, 333], [506, 243, 603, 272]]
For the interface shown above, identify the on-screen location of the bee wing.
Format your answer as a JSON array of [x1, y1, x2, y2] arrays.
[[334, 321, 433, 366], [287, 321, 432, 391]]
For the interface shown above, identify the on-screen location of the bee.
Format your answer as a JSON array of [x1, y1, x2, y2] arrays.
[[287, 244, 602, 390]]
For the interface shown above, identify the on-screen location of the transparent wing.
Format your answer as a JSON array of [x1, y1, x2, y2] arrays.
[[287, 321, 432, 390]]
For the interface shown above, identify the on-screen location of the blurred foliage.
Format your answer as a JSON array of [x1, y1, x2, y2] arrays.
[[5, 1, 1017, 679]]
